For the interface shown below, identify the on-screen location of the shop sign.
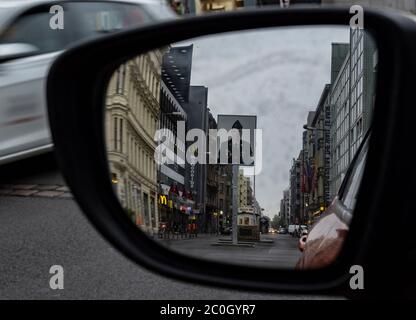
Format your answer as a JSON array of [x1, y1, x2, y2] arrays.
[[159, 195, 168, 206]]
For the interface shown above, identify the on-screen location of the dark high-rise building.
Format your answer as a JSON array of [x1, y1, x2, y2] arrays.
[[182, 85, 209, 231], [205, 110, 219, 233], [279, 188, 290, 227], [289, 155, 302, 224], [158, 45, 194, 232], [162, 45, 193, 104]]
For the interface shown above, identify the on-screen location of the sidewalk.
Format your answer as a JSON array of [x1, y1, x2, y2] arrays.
[[152, 232, 221, 244]]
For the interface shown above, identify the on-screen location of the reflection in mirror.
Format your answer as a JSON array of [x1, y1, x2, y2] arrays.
[[104, 26, 376, 269]]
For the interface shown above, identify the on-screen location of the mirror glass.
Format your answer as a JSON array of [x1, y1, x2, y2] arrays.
[[104, 26, 376, 269]]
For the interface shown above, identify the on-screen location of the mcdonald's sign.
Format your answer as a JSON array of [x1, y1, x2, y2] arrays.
[[159, 195, 168, 206]]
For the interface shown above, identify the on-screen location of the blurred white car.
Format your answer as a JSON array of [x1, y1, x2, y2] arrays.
[[0, 0, 175, 165]]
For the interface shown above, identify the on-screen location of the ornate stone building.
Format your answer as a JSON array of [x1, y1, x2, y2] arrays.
[[238, 169, 249, 210], [105, 51, 164, 233], [194, 0, 244, 12]]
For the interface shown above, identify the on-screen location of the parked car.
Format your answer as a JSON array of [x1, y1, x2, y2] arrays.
[[288, 224, 296, 235], [268, 228, 277, 234], [278, 227, 287, 234], [0, 0, 175, 165]]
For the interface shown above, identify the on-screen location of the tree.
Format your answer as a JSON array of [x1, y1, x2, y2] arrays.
[[271, 214, 287, 229], [271, 214, 280, 229]]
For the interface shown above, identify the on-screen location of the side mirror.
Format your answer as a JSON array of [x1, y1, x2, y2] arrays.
[[46, 7, 416, 298], [0, 43, 39, 63]]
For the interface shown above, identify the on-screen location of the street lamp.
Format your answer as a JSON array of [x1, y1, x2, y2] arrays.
[[303, 124, 329, 132], [163, 111, 186, 122], [165, 111, 182, 116]]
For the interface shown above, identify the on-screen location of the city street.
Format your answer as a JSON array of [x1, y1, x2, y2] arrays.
[[158, 233, 302, 269], [0, 153, 333, 299]]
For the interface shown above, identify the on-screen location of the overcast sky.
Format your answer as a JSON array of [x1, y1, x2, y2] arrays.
[[178, 26, 350, 218]]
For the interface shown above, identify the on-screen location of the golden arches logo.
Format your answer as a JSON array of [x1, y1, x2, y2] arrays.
[[159, 195, 167, 205]]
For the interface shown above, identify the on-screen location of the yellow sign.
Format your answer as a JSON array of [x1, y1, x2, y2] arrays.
[[159, 195, 167, 205]]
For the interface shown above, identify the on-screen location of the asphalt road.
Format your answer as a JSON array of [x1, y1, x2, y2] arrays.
[[0, 153, 338, 299], [158, 233, 302, 269]]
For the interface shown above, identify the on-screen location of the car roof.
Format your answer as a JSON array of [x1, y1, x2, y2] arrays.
[[0, 0, 175, 32], [0, 0, 160, 7]]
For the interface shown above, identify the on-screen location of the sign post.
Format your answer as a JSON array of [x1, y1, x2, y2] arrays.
[[217, 115, 257, 245], [232, 164, 239, 245]]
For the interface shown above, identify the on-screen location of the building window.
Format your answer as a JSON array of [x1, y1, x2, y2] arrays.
[[150, 197, 156, 228], [116, 68, 121, 93], [141, 149, 144, 173], [116, 65, 126, 94], [119, 118, 123, 153], [136, 144, 139, 169], [148, 155, 151, 178], [114, 117, 118, 151], [143, 193, 149, 226]]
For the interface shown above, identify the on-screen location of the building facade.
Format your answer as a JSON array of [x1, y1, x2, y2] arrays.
[[238, 169, 249, 210], [279, 188, 290, 227], [190, 0, 245, 13], [183, 85, 209, 231], [322, 0, 416, 13], [106, 51, 163, 233], [172, 0, 416, 16], [329, 29, 376, 198], [289, 153, 302, 224], [205, 111, 220, 233], [157, 45, 195, 232], [302, 85, 332, 223], [217, 165, 232, 229]]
